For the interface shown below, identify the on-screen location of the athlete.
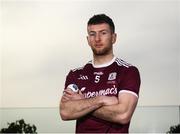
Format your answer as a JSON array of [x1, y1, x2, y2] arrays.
[[60, 14, 141, 133]]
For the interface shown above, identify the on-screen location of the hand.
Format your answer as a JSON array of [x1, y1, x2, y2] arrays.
[[100, 96, 118, 106], [61, 88, 85, 102]]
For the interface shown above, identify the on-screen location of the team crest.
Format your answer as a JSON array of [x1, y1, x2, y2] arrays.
[[108, 72, 117, 80]]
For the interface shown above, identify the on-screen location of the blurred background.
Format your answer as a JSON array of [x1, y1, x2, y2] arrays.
[[0, 0, 179, 133]]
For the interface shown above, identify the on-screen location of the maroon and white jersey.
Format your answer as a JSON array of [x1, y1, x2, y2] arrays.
[[64, 57, 141, 133]]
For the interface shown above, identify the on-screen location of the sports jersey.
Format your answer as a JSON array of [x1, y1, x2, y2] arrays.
[[64, 57, 141, 133]]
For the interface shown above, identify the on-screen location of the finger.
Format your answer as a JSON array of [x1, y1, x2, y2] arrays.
[[61, 96, 70, 102], [64, 88, 74, 95], [63, 93, 73, 99], [78, 90, 83, 95], [78, 90, 85, 99]]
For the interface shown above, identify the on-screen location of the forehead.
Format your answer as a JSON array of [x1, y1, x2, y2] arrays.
[[87, 23, 111, 32]]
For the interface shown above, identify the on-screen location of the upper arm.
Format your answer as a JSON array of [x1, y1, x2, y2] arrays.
[[116, 66, 140, 123], [116, 92, 138, 124]]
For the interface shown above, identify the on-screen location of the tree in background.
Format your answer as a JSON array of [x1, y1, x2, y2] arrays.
[[167, 124, 180, 133], [0, 119, 37, 133]]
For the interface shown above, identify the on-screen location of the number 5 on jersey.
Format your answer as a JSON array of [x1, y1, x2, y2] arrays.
[[95, 75, 100, 83]]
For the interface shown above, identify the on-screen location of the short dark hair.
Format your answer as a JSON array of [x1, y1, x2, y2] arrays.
[[87, 14, 115, 33]]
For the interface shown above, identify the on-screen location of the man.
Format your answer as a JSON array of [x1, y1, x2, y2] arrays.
[[60, 14, 141, 133]]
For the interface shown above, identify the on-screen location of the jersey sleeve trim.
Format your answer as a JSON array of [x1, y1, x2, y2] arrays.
[[119, 90, 138, 98]]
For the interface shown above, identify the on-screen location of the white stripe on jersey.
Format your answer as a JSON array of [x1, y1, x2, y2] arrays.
[[72, 60, 93, 72], [72, 66, 84, 72], [115, 58, 132, 68], [88, 60, 92, 64], [119, 90, 138, 98]]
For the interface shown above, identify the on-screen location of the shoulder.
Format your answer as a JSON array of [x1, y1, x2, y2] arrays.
[[114, 57, 133, 68], [114, 57, 140, 73], [69, 60, 92, 73]]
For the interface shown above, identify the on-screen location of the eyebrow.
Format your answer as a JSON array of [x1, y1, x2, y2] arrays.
[[88, 29, 109, 33]]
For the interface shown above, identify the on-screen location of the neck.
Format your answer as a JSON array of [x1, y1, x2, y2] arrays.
[[93, 53, 114, 66]]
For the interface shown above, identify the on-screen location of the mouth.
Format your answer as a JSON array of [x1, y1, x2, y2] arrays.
[[95, 44, 103, 48]]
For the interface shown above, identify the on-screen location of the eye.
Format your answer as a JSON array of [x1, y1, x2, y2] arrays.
[[88, 32, 96, 37], [100, 31, 108, 35]]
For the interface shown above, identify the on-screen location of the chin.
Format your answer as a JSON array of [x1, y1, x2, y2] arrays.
[[92, 46, 112, 56], [93, 51, 108, 56]]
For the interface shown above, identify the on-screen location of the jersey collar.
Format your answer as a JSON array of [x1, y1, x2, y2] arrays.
[[92, 56, 116, 68]]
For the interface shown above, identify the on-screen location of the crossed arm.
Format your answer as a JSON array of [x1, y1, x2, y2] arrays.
[[60, 88, 138, 124]]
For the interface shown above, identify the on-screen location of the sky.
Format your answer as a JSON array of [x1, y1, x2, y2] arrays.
[[0, 0, 179, 107]]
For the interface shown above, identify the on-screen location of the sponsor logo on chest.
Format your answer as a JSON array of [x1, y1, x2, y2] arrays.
[[84, 85, 118, 98]]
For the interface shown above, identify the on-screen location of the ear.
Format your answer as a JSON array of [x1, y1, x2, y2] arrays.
[[112, 33, 117, 44]]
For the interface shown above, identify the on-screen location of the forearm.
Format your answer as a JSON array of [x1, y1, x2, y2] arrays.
[[92, 104, 129, 124], [92, 92, 139, 124], [60, 96, 103, 120]]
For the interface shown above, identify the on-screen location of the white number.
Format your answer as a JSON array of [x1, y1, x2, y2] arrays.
[[95, 75, 100, 83]]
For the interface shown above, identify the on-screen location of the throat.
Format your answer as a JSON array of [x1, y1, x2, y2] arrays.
[[93, 54, 115, 68]]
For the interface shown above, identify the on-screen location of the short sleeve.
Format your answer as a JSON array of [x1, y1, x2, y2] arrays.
[[119, 66, 141, 97], [64, 70, 76, 90]]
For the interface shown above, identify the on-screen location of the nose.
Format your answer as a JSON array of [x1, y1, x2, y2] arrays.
[[95, 34, 100, 42]]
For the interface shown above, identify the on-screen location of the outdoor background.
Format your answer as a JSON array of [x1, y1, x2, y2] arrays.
[[0, 0, 179, 133]]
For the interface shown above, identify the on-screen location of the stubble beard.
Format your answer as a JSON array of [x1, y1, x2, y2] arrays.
[[91, 45, 113, 56]]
